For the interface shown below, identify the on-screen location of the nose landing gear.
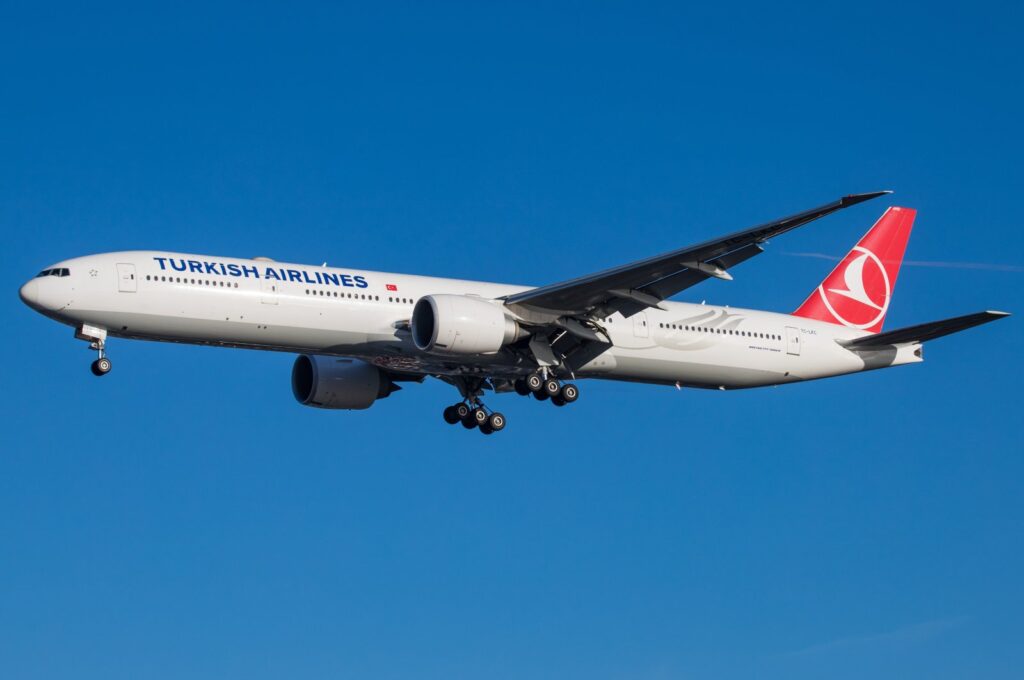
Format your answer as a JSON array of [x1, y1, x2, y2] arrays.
[[75, 324, 112, 377], [90, 354, 112, 376]]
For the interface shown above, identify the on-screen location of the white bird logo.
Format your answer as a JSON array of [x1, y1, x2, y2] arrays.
[[817, 246, 891, 329], [827, 252, 884, 311]]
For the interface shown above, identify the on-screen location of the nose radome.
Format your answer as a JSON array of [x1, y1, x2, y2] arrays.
[[19, 279, 39, 308]]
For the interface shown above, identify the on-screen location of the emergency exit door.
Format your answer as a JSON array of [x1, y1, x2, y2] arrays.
[[116, 263, 137, 292], [633, 312, 649, 338], [261, 278, 279, 304], [785, 326, 801, 355]]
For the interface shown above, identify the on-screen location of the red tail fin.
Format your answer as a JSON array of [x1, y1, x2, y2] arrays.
[[793, 206, 916, 333]]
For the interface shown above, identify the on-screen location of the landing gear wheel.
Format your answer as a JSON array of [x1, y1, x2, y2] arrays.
[[526, 374, 544, 393], [471, 408, 489, 427], [460, 403, 477, 429], [543, 378, 561, 397], [479, 423, 494, 435], [514, 379, 531, 396], [91, 357, 112, 376], [487, 412, 506, 432], [533, 390, 549, 401], [559, 383, 579, 403], [443, 405, 461, 424], [551, 395, 566, 407]]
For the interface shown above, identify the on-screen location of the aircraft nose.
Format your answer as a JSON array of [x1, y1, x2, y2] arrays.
[[19, 279, 39, 308]]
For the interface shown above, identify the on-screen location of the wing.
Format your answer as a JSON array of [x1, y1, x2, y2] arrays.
[[841, 310, 1010, 349], [504, 191, 891, 318]]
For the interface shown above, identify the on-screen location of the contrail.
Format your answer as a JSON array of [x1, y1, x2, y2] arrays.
[[781, 251, 1024, 272]]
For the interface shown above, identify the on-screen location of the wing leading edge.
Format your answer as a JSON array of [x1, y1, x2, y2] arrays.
[[504, 190, 892, 318]]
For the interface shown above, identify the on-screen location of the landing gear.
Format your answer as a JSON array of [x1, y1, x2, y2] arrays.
[[443, 400, 507, 436], [443, 403, 469, 424], [543, 378, 561, 398], [88, 339, 111, 377], [91, 357, 112, 376], [471, 407, 489, 427], [442, 373, 577, 434], [479, 413, 506, 435], [521, 372, 580, 409]]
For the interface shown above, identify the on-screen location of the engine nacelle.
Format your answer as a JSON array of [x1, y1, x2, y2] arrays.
[[291, 355, 397, 410], [411, 294, 522, 355]]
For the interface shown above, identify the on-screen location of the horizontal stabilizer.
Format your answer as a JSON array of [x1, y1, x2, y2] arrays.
[[841, 310, 1010, 349]]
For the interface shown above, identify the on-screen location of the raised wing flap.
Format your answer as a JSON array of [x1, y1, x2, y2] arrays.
[[841, 310, 1010, 348], [504, 191, 890, 316]]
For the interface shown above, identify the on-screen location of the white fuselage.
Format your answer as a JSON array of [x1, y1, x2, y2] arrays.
[[19, 251, 922, 389]]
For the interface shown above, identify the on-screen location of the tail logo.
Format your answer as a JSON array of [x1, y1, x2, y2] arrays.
[[817, 246, 891, 329]]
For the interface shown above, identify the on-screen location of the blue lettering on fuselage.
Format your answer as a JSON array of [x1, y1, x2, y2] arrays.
[[149, 257, 368, 288]]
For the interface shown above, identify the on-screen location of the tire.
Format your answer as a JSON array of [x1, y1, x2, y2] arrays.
[[543, 378, 561, 397], [443, 405, 461, 424], [560, 383, 579, 403], [479, 423, 494, 435], [551, 395, 566, 407], [526, 374, 544, 392], [487, 412, 506, 432], [472, 408, 489, 426], [454, 403, 471, 419], [91, 358, 111, 376], [513, 379, 531, 396], [533, 390, 549, 401]]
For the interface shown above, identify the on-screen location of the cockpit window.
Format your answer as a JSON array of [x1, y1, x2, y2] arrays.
[[35, 268, 70, 278]]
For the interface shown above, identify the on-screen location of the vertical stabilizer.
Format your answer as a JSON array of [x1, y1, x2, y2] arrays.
[[793, 206, 916, 332]]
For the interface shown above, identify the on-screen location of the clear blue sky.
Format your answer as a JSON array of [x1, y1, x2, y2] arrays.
[[2, 2, 1022, 678]]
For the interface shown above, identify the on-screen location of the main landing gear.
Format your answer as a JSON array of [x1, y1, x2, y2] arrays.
[[441, 371, 578, 434], [443, 401, 507, 435], [514, 372, 579, 407]]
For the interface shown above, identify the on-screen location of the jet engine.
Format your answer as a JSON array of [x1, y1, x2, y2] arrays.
[[411, 294, 523, 355], [291, 355, 398, 410]]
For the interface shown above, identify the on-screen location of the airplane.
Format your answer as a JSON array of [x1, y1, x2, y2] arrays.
[[19, 191, 1009, 434]]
